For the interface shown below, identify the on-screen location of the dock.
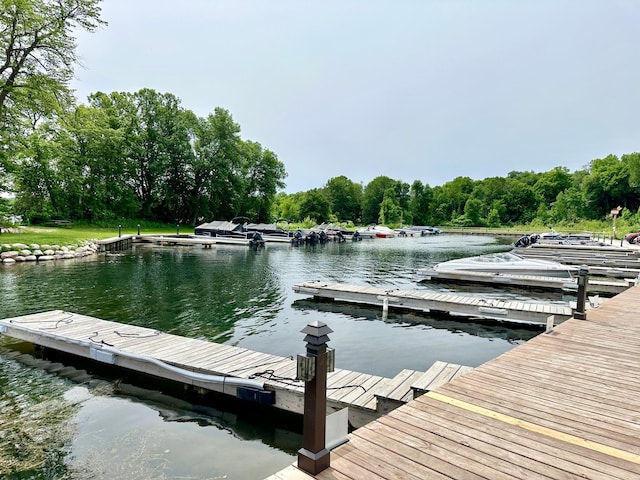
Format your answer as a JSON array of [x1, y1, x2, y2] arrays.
[[0, 311, 470, 429], [419, 268, 636, 295], [269, 284, 640, 479], [293, 280, 574, 325]]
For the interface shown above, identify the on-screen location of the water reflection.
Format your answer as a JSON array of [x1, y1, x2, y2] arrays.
[[292, 298, 541, 343]]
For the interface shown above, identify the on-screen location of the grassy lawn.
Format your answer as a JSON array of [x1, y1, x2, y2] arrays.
[[1, 223, 180, 247]]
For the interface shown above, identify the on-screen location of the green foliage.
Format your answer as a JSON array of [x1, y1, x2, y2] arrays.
[[298, 189, 331, 224], [324, 176, 362, 223]]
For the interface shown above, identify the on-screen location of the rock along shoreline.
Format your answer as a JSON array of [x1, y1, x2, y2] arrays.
[[0, 241, 99, 264]]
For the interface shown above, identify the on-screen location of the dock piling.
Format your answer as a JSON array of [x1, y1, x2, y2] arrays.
[[297, 321, 333, 475]]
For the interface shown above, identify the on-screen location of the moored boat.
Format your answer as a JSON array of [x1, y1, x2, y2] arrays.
[[434, 251, 577, 278]]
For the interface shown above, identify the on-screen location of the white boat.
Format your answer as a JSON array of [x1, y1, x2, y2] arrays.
[[433, 251, 577, 278], [357, 224, 396, 238]]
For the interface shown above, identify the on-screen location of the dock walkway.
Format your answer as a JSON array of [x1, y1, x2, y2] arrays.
[[0, 311, 469, 428], [270, 284, 640, 479], [294, 280, 574, 325]]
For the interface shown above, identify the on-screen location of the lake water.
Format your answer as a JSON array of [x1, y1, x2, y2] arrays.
[[0, 234, 564, 479]]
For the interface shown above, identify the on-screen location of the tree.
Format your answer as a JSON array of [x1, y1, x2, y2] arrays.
[[581, 155, 635, 219], [533, 167, 572, 206], [463, 198, 483, 226], [408, 180, 433, 225], [0, 0, 105, 119], [239, 140, 286, 222], [362, 176, 398, 224], [378, 187, 402, 225], [324, 176, 362, 223], [298, 189, 330, 223]]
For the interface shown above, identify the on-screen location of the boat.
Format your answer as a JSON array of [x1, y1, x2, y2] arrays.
[[433, 251, 577, 278], [357, 224, 396, 238], [194, 218, 292, 244]]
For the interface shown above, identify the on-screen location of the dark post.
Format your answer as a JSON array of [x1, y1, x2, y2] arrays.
[[298, 321, 332, 475], [137, 224, 141, 235], [177, 224, 180, 235], [118, 225, 122, 238], [574, 265, 589, 320]]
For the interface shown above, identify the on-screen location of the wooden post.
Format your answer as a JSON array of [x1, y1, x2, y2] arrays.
[[298, 321, 332, 475], [574, 265, 589, 320]]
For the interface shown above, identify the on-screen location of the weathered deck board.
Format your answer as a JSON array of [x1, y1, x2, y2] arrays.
[[270, 285, 640, 480], [293, 281, 573, 325]]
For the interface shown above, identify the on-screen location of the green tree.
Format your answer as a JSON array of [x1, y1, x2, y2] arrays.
[[581, 155, 635, 219], [533, 167, 572, 206], [408, 180, 433, 225], [378, 187, 402, 225], [463, 197, 483, 226], [239, 140, 286, 222], [190, 107, 243, 223], [299, 189, 330, 223], [362, 176, 398, 224], [0, 0, 105, 193], [324, 176, 362, 223]]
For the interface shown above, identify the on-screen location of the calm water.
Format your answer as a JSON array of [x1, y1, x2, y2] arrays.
[[0, 235, 561, 479]]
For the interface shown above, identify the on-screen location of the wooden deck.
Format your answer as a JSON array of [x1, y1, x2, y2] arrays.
[[294, 280, 574, 325], [269, 285, 640, 480], [0, 311, 470, 428]]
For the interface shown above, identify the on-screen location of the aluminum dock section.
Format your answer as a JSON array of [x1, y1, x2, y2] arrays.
[[269, 284, 640, 480], [294, 280, 574, 325], [0, 311, 470, 429]]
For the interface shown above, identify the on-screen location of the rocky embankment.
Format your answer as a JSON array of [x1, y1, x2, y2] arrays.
[[0, 241, 99, 264]]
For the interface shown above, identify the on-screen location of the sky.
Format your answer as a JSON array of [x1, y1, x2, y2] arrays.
[[70, 0, 640, 193]]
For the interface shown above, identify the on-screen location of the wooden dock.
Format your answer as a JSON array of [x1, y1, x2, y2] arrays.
[[269, 284, 640, 480], [293, 280, 574, 325], [0, 311, 470, 429], [420, 268, 636, 295]]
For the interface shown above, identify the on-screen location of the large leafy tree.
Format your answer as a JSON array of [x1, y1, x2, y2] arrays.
[[324, 175, 362, 223], [239, 140, 286, 222], [299, 188, 330, 223], [362, 176, 398, 224], [408, 180, 432, 226], [0, 0, 104, 194]]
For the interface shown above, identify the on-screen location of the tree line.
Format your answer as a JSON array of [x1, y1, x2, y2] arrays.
[[9, 89, 286, 224], [275, 154, 640, 229]]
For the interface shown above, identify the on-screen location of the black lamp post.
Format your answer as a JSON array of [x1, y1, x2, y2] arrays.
[[297, 320, 333, 475]]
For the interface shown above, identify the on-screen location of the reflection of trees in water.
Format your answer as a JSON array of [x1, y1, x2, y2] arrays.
[[292, 298, 540, 344]]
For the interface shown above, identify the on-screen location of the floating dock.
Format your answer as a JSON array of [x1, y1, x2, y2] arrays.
[[293, 281, 574, 325], [419, 268, 635, 295], [0, 311, 470, 428], [270, 284, 640, 480]]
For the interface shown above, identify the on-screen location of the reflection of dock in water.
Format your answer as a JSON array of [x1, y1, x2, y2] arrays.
[[292, 298, 540, 342]]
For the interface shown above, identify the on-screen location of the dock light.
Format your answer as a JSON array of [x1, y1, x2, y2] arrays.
[[137, 224, 140, 235], [298, 320, 333, 475], [118, 225, 121, 238], [574, 265, 589, 320]]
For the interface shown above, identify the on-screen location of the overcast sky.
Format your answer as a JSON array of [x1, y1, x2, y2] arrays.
[[71, 0, 640, 193]]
